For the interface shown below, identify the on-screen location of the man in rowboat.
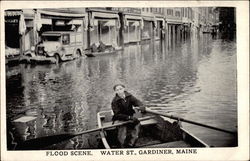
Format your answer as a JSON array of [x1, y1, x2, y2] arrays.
[[111, 84, 146, 148]]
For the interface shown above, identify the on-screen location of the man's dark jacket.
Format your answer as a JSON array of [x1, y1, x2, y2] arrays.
[[111, 91, 143, 121]]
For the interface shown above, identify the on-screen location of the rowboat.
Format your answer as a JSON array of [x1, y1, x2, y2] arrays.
[[85, 47, 120, 57], [97, 110, 209, 148], [15, 107, 234, 150], [85, 50, 116, 57], [85, 46, 123, 57]]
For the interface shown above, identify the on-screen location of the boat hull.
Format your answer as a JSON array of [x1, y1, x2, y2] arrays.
[[97, 110, 209, 149], [85, 49, 116, 57]]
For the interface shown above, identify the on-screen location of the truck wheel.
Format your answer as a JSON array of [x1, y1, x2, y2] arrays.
[[54, 54, 60, 64]]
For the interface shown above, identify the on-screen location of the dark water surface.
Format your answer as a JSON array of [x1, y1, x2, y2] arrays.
[[6, 34, 237, 149]]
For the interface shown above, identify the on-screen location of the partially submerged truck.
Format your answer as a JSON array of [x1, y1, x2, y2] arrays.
[[24, 31, 84, 64]]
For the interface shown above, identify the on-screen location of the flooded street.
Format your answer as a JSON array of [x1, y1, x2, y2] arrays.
[[6, 34, 237, 149]]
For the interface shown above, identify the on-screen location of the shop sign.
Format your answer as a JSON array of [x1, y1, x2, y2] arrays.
[[5, 18, 19, 23], [108, 7, 141, 14], [5, 10, 22, 17]]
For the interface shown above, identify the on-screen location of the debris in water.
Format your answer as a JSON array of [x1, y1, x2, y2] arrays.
[[13, 116, 37, 123]]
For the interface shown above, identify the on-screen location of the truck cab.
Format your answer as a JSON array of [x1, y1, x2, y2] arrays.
[[25, 31, 83, 63]]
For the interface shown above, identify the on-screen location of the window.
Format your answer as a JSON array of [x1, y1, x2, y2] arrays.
[[43, 36, 60, 42], [175, 11, 180, 17], [189, 9, 191, 18], [62, 34, 70, 45], [167, 9, 173, 16]]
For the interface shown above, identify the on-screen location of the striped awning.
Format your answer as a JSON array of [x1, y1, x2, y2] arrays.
[[5, 10, 22, 17]]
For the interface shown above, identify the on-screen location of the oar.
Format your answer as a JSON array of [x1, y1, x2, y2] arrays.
[[15, 116, 153, 150], [146, 103, 169, 107], [141, 108, 236, 135]]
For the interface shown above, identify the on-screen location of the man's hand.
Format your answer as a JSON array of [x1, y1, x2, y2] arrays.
[[133, 106, 146, 113], [129, 116, 140, 125], [140, 106, 146, 113]]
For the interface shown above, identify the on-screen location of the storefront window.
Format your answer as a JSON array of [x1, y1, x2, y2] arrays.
[[24, 28, 34, 50], [110, 25, 117, 46], [62, 34, 70, 44], [90, 19, 118, 47], [155, 21, 162, 40], [99, 20, 110, 45], [142, 21, 152, 40], [90, 25, 99, 45], [124, 20, 140, 43], [5, 16, 20, 49]]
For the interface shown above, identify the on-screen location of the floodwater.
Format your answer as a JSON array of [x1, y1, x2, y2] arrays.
[[6, 33, 237, 150]]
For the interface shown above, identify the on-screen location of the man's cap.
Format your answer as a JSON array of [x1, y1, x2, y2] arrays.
[[113, 84, 125, 91]]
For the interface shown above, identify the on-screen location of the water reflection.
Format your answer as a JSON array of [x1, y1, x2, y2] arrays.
[[6, 33, 237, 149]]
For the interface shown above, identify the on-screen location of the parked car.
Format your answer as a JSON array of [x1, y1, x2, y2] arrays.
[[24, 31, 84, 64]]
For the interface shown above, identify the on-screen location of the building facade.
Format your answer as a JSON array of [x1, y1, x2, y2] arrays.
[[5, 9, 35, 63], [5, 7, 219, 63]]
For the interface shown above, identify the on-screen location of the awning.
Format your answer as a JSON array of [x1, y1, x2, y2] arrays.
[[38, 10, 87, 18], [142, 16, 156, 29], [90, 12, 120, 29], [19, 14, 26, 35], [68, 19, 82, 25], [22, 9, 35, 19], [5, 11, 26, 35], [68, 18, 88, 31], [92, 12, 119, 19], [124, 19, 141, 28], [124, 15, 142, 21], [42, 32, 61, 37], [131, 21, 140, 27], [156, 17, 165, 22], [93, 19, 116, 26], [166, 21, 183, 25], [103, 20, 116, 26], [34, 12, 42, 31], [142, 16, 154, 21], [156, 17, 165, 29], [5, 10, 22, 17], [183, 23, 191, 26]]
